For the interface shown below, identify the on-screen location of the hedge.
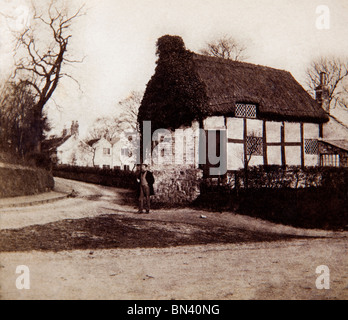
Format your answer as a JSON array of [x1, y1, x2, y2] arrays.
[[195, 166, 348, 230]]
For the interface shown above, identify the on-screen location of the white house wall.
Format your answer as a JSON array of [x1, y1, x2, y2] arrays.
[[113, 142, 123, 168], [56, 136, 93, 167], [93, 138, 112, 168], [150, 123, 201, 169], [151, 115, 322, 172]]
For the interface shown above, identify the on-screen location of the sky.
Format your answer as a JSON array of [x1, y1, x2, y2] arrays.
[[1, 0, 348, 138]]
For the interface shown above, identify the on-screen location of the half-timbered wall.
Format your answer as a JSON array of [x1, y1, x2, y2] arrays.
[[150, 114, 321, 172], [203, 115, 320, 171]]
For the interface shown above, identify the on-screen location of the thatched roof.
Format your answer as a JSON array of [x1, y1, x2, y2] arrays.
[[191, 54, 329, 123], [139, 35, 329, 129]]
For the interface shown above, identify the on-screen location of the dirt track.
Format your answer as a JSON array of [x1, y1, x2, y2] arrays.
[[0, 178, 347, 300]]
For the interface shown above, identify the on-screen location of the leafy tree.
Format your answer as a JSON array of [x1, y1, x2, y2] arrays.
[[138, 35, 208, 132], [0, 81, 50, 157]]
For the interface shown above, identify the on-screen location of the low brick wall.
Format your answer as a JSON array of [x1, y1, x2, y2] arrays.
[[152, 167, 203, 205]]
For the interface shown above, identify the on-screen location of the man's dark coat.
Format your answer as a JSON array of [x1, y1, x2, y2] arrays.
[[137, 171, 155, 196]]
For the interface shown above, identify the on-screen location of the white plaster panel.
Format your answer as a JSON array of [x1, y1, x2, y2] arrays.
[[304, 123, 319, 139], [249, 155, 264, 167], [266, 121, 282, 143], [203, 116, 226, 130], [285, 146, 301, 166], [267, 146, 282, 165], [285, 122, 301, 143], [226, 117, 244, 140], [227, 143, 244, 170], [247, 119, 263, 137]]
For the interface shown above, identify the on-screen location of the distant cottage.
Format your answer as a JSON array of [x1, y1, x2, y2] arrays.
[[43, 122, 136, 170], [139, 35, 330, 175]]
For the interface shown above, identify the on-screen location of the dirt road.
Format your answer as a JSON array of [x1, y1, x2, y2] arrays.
[[0, 178, 347, 300]]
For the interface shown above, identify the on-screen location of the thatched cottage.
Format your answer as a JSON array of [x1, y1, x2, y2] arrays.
[[138, 35, 329, 178]]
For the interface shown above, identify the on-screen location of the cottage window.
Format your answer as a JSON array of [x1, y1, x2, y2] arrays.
[[321, 154, 340, 167], [103, 148, 111, 155], [235, 103, 257, 119], [305, 139, 319, 155], [246, 136, 263, 156]]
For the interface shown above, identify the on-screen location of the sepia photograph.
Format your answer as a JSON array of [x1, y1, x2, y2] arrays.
[[0, 0, 347, 305]]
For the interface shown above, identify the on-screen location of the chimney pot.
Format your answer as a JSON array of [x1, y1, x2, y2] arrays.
[[315, 72, 330, 114], [320, 72, 327, 86]]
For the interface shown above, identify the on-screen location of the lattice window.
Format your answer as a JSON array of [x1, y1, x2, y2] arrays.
[[305, 139, 319, 155], [235, 103, 257, 119], [246, 136, 263, 156]]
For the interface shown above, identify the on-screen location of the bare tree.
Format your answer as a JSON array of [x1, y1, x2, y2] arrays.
[[84, 116, 121, 167], [199, 35, 248, 61], [306, 56, 348, 110], [117, 91, 143, 131], [10, 1, 86, 152], [87, 117, 121, 142]]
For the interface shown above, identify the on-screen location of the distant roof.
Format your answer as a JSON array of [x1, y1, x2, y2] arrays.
[[87, 139, 100, 147], [321, 140, 348, 152], [42, 135, 72, 151], [192, 53, 329, 123]]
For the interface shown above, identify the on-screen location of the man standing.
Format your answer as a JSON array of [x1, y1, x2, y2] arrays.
[[137, 164, 155, 214]]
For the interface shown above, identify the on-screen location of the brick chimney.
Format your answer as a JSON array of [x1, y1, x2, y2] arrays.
[[315, 72, 330, 114], [70, 120, 79, 137]]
